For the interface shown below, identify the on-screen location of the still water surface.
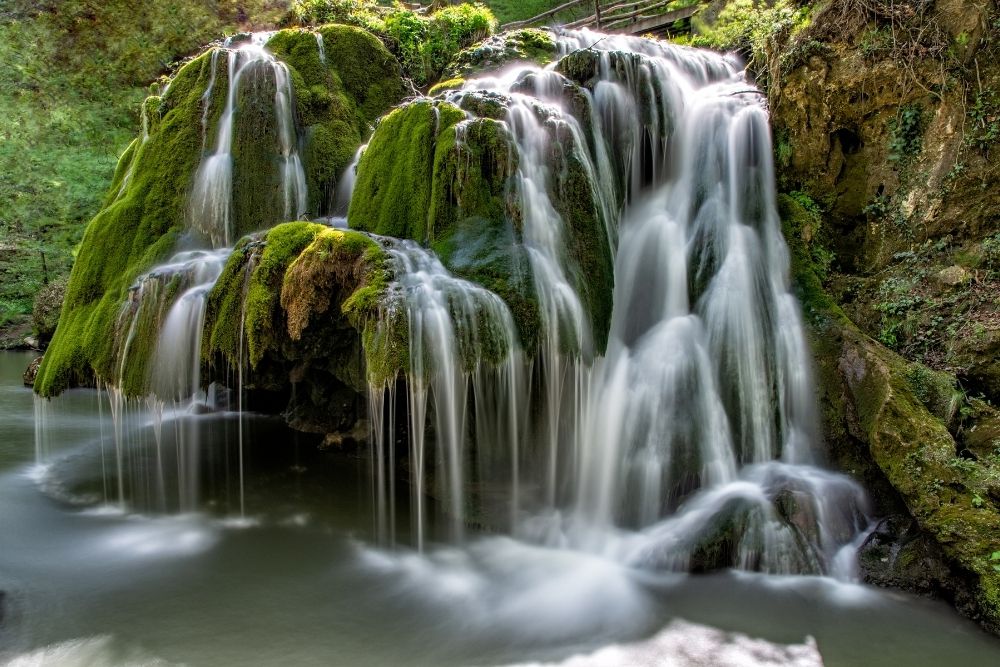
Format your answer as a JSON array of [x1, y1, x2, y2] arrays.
[[2, 351, 999, 665]]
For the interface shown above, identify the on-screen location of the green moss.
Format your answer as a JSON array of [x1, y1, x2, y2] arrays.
[[230, 60, 286, 239], [36, 22, 411, 397], [203, 236, 257, 371], [203, 223, 391, 392], [429, 77, 465, 96], [103, 138, 140, 208], [552, 147, 614, 354], [317, 25, 406, 121], [282, 228, 379, 335], [841, 326, 1000, 630], [279, 226, 393, 389], [361, 308, 409, 388], [204, 222, 327, 372], [290, 2, 497, 87], [35, 50, 221, 397], [349, 100, 465, 242], [444, 28, 556, 79], [778, 193, 850, 327], [267, 25, 406, 217], [245, 222, 329, 367]]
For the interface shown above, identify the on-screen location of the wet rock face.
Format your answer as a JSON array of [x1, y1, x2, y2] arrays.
[[443, 28, 557, 79], [772, 0, 1000, 633], [31, 277, 67, 344], [858, 515, 973, 606], [23, 356, 42, 387]]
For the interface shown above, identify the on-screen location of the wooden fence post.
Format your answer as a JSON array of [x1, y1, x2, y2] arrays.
[[595, 0, 603, 29]]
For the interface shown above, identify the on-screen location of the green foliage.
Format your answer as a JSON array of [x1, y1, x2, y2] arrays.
[[982, 233, 1000, 276], [874, 276, 923, 350], [888, 104, 925, 163], [685, 0, 812, 71], [349, 100, 466, 241], [864, 193, 912, 237], [290, 0, 384, 26], [774, 128, 793, 168], [0, 0, 286, 333], [443, 28, 556, 79], [777, 193, 847, 325], [784, 191, 836, 282], [967, 88, 1000, 152], [859, 26, 893, 59], [290, 0, 498, 85]]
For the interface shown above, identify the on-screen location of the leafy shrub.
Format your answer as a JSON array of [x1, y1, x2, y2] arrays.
[[888, 104, 925, 163], [967, 88, 1000, 152], [982, 233, 1000, 276], [290, 1, 497, 85], [684, 0, 812, 72]]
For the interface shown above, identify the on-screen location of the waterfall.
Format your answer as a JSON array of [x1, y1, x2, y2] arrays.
[[189, 34, 308, 248], [368, 241, 523, 546], [367, 30, 869, 574], [149, 249, 230, 403], [315, 31, 326, 65], [69, 30, 318, 516], [32, 25, 867, 577]]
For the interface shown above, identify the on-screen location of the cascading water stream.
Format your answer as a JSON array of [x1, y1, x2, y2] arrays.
[[369, 241, 522, 547], [32, 24, 868, 580], [17, 25, 1000, 666], [315, 31, 326, 65], [189, 33, 308, 248], [367, 29, 870, 576], [37, 30, 314, 518]]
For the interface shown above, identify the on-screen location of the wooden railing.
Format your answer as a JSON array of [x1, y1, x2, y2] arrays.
[[503, 0, 591, 31], [502, 0, 710, 35]]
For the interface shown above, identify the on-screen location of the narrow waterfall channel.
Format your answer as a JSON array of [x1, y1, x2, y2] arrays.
[[10, 25, 1000, 667]]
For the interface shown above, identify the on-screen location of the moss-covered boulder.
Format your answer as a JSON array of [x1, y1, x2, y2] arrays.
[[348, 98, 539, 344], [202, 222, 390, 433], [35, 24, 405, 398], [267, 25, 406, 215], [349, 100, 466, 241], [349, 86, 615, 353], [34, 50, 220, 397], [443, 28, 557, 79]]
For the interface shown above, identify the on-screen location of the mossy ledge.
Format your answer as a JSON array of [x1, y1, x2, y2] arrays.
[[202, 222, 391, 433], [267, 25, 406, 216], [783, 194, 1000, 633]]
